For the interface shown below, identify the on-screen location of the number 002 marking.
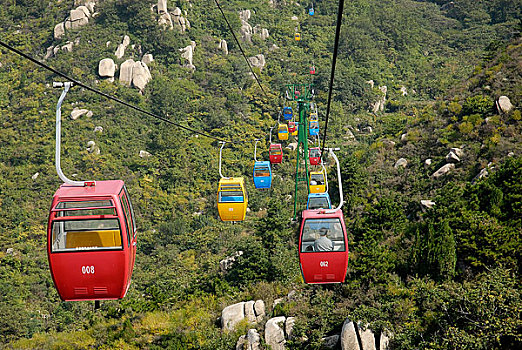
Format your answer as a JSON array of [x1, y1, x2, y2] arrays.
[[81, 265, 95, 274], [320, 261, 328, 267]]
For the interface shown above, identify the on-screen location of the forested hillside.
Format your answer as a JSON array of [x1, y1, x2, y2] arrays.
[[0, 0, 520, 349]]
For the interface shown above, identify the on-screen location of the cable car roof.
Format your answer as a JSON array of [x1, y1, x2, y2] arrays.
[[53, 180, 125, 198], [302, 208, 343, 219], [219, 177, 245, 185]]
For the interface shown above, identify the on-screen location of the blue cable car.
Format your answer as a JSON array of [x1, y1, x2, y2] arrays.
[[253, 161, 272, 189], [310, 120, 319, 136], [309, 7, 314, 16], [283, 107, 293, 121], [307, 193, 332, 210]]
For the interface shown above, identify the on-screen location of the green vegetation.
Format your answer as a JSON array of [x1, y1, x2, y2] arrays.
[[0, 0, 520, 349]]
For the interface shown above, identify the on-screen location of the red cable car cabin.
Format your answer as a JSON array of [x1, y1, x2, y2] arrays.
[[299, 209, 348, 284], [47, 180, 137, 301], [309, 147, 321, 165], [288, 121, 296, 134], [269, 144, 283, 164]]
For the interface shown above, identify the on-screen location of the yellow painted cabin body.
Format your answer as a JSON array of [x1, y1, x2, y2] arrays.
[[309, 171, 326, 193], [217, 177, 248, 221]]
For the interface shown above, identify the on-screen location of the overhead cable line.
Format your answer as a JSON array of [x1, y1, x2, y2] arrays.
[[213, 0, 268, 97], [0, 40, 235, 143], [320, 0, 345, 159]]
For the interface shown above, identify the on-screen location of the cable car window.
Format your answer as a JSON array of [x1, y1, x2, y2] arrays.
[[308, 197, 330, 210], [310, 149, 320, 157], [51, 219, 122, 252], [123, 186, 136, 237], [219, 191, 244, 203], [56, 200, 115, 217], [119, 196, 131, 247], [270, 149, 282, 155], [310, 173, 324, 184], [301, 218, 345, 252], [254, 167, 270, 177]]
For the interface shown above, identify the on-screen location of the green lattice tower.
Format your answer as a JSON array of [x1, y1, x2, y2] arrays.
[[286, 84, 313, 220]]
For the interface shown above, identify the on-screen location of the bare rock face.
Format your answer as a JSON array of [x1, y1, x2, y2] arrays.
[[179, 41, 197, 70], [394, 158, 408, 169], [142, 53, 154, 65], [445, 151, 460, 163], [285, 317, 295, 339], [157, 0, 168, 14], [132, 61, 152, 92], [98, 58, 116, 78], [254, 300, 265, 322], [219, 251, 243, 272], [265, 317, 286, 350], [119, 59, 135, 85], [322, 335, 340, 349], [219, 39, 229, 55], [340, 320, 359, 350], [253, 25, 269, 40], [372, 85, 387, 113], [159, 12, 174, 29], [65, 7, 89, 30], [432, 163, 455, 178], [244, 301, 257, 323], [139, 150, 151, 158], [54, 23, 65, 39], [360, 326, 376, 350], [496, 96, 514, 114], [239, 10, 253, 43], [115, 35, 130, 59], [222, 302, 245, 331], [247, 329, 261, 350], [239, 9, 251, 22], [286, 142, 298, 151], [421, 200, 436, 209], [450, 147, 463, 158], [71, 108, 92, 120], [248, 54, 266, 71]]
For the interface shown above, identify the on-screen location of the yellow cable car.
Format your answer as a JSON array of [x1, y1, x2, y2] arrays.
[[217, 177, 248, 221], [278, 123, 289, 140], [309, 170, 326, 193], [294, 33, 301, 41], [310, 112, 318, 121]]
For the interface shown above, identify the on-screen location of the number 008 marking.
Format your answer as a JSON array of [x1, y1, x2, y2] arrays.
[[81, 265, 95, 274], [320, 261, 329, 267]]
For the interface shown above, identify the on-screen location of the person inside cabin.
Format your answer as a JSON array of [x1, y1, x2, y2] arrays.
[[314, 228, 333, 251]]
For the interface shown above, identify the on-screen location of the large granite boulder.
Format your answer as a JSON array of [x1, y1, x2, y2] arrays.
[[496, 96, 514, 114], [265, 317, 286, 350], [98, 58, 116, 78], [432, 163, 455, 178], [222, 302, 245, 331]]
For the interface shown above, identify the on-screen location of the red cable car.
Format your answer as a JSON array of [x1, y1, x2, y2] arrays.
[[269, 144, 283, 164], [47, 180, 137, 301], [288, 121, 296, 134], [299, 209, 348, 284], [310, 66, 316, 75], [309, 147, 321, 165]]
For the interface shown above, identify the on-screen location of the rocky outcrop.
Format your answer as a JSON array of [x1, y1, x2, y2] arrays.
[[421, 200, 436, 209], [265, 317, 286, 350], [322, 335, 340, 349], [445, 151, 460, 163], [394, 158, 408, 169], [400, 86, 408, 96], [115, 35, 130, 59], [142, 53, 154, 65], [496, 96, 514, 114], [119, 59, 152, 91], [432, 163, 455, 178], [248, 54, 266, 71], [219, 251, 243, 272], [236, 329, 261, 350], [31, 172, 39, 180], [180, 41, 197, 70], [98, 58, 116, 79], [340, 320, 391, 350], [70, 108, 92, 120], [253, 25, 269, 40], [86, 140, 99, 154], [139, 150, 151, 158], [372, 86, 387, 113], [131, 61, 152, 92], [239, 10, 253, 43], [172, 7, 190, 32], [424, 158, 432, 167], [219, 39, 229, 55], [221, 300, 266, 331]]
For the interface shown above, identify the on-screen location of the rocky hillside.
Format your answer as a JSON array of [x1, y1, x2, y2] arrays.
[[0, 0, 520, 349]]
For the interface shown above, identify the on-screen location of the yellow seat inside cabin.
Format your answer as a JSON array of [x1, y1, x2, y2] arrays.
[[66, 230, 122, 249]]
